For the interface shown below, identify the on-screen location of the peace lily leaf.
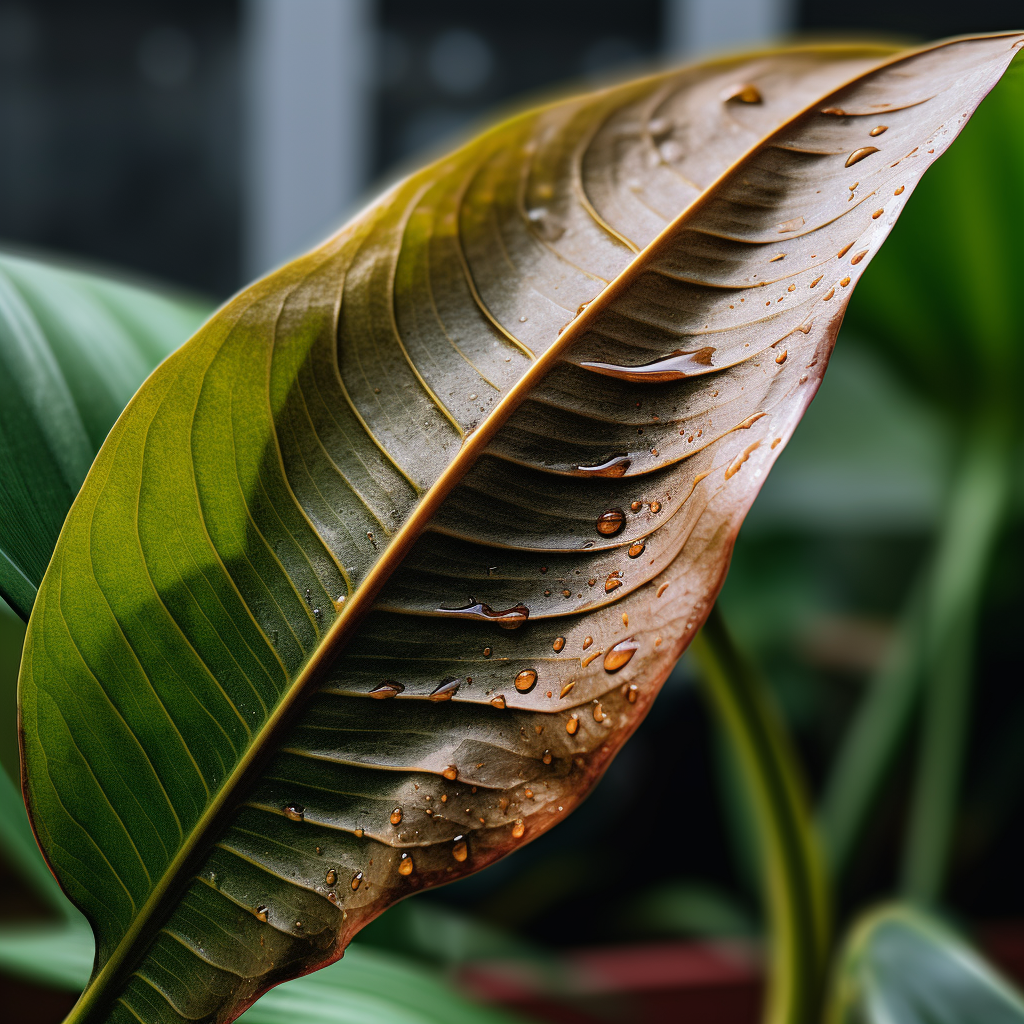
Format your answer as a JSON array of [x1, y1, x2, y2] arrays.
[[19, 35, 1022, 1024], [826, 904, 1024, 1023], [0, 252, 213, 620]]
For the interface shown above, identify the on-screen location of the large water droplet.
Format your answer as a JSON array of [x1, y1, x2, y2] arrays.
[[490, 694, 506, 709], [845, 146, 879, 167], [512, 819, 526, 839], [575, 455, 631, 478], [566, 714, 579, 735], [370, 681, 404, 699], [515, 669, 538, 692], [438, 600, 529, 629], [581, 347, 715, 383], [596, 508, 626, 536], [398, 853, 414, 876], [430, 678, 460, 701], [390, 808, 403, 825], [604, 638, 639, 672], [443, 765, 458, 780], [593, 702, 606, 722], [605, 577, 623, 593], [452, 836, 468, 862], [869, 124, 888, 136], [553, 636, 566, 653]]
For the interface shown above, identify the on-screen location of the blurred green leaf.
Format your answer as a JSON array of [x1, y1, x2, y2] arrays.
[[621, 880, 756, 939], [0, 252, 212, 619], [826, 904, 1024, 1023]]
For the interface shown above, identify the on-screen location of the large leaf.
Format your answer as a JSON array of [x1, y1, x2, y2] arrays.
[[0, 253, 212, 620], [19, 35, 1022, 1024], [826, 904, 1024, 1023]]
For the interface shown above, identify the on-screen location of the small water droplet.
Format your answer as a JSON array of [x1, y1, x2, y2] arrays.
[[430, 677, 460, 702], [821, 106, 847, 115], [519, 315, 528, 322], [850, 250, 868, 265], [630, 500, 642, 512], [542, 750, 553, 765], [512, 819, 526, 839], [845, 146, 878, 167], [650, 500, 661, 514], [553, 636, 565, 652], [355, 827, 364, 838], [840, 276, 851, 287], [626, 684, 639, 704], [593, 702, 606, 722], [490, 695, 506, 709], [283, 804, 304, 822], [370, 681, 404, 699], [325, 868, 337, 886], [625, 541, 644, 559], [894, 185, 905, 195], [327, 891, 338, 903], [769, 252, 785, 263], [483, 647, 492, 657], [871, 208, 883, 220], [255, 905, 268, 923], [723, 83, 762, 103], [823, 287, 835, 301], [574, 455, 632, 478], [596, 508, 626, 536], [622, 612, 629, 627], [560, 681, 576, 698], [583, 636, 593, 649], [604, 638, 639, 672], [588, 578, 597, 587], [657, 583, 669, 598], [604, 577, 623, 593], [452, 837, 468, 862], [566, 713, 579, 734], [870, 125, 888, 136], [562, 589, 571, 597], [390, 807, 402, 825], [775, 349, 788, 364], [398, 853, 414, 876], [515, 669, 538, 692], [443, 765, 458, 780], [350, 871, 363, 891], [810, 275, 823, 288]]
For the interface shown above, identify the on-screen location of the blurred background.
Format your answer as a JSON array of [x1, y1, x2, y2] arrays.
[[1, 2, 1023, 1022]]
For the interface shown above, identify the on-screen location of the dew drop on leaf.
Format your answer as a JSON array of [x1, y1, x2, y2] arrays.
[[390, 808, 402, 825], [515, 669, 538, 692], [452, 836, 468, 862], [283, 804, 304, 822], [604, 638, 639, 672], [596, 508, 626, 536], [398, 853, 413, 876]]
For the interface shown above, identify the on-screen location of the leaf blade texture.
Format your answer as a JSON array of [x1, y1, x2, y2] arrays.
[[18, 35, 1023, 1024]]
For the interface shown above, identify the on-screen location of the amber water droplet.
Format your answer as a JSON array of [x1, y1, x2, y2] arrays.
[[627, 684, 639, 704], [560, 681, 576, 698], [325, 869, 337, 886], [587, 578, 597, 587], [596, 508, 626, 536], [622, 612, 629, 627], [512, 819, 526, 839], [810, 275, 823, 288], [355, 828, 364, 838], [769, 252, 785, 262], [894, 185, 905, 195], [553, 636, 565, 652], [514, 669, 538, 693], [443, 766, 458, 780], [775, 349, 788, 364], [657, 583, 669, 598], [581, 346, 715, 383], [823, 287, 835, 301], [605, 578, 623, 594], [604, 638, 639, 672], [284, 804, 304, 822], [566, 714, 579, 734], [821, 106, 847, 115], [256, 905, 268, 923], [627, 541, 645, 559], [582, 636, 593, 649], [574, 455, 632, 477], [370, 681, 404, 699], [650, 500, 662, 514], [490, 695, 506, 709], [327, 891, 337, 904], [452, 836, 468, 862], [351, 871, 363, 891], [438, 600, 529, 629], [542, 749, 553, 765], [483, 647, 492, 657], [390, 807, 402, 825], [562, 589, 571, 598], [850, 250, 868, 265], [870, 124, 888, 136], [430, 678, 460, 701], [846, 146, 879, 167], [871, 208, 884, 220], [398, 853, 413, 876], [837, 241, 854, 258], [840, 276, 851, 287], [630, 500, 642, 512], [724, 83, 762, 103]]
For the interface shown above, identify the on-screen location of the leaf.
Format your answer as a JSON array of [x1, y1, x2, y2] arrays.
[[0, 252, 213, 620], [826, 904, 1024, 1023], [18, 34, 1023, 1024]]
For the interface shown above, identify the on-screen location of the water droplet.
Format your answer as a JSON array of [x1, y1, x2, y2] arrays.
[[626, 684, 639, 704], [438, 600, 529, 629], [726, 441, 761, 479], [452, 837, 468, 862], [821, 106, 847, 115], [604, 638, 639, 672], [777, 217, 804, 234], [574, 455, 632, 477], [630, 500, 642, 512], [871, 208, 884, 220], [560, 681, 576, 698], [624, 540, 644, 560], [870, 125, 888, 136], [810, 275, 823, 288], [483, 647, 492, 658], [371, 681, 404, 699], [515, 669, 538, 692], [775, 349, 788, 364], [284, 804, 304, 822], [443, 766, 458, 780], [469, 393, 477, 401], [823, 287, 835, 301], [566, 713, 580, 734], [583, 636, 593, 649], [367, 532, 376, 549], [430, 678, 460, 702], [845, 146, 878, 167], [605, 577, 623, 594], [490, 695, 506, 709], [325, 868, 337, 885], [581, 347, 715, 384], [587, 578, 597, 587], [398, 853, 413, 876], [657, 583, 669, 598], [355, 828, 364, 838], [650, 500, 661, 514], [327, 891, 338, 903], [723, 83, 762, 103], [512, 819, 526, 839], [542, 750, 553, 765], [553, 636, 565, 652], [562, 589, 571, 597], [894, 185, 905, 195], [256, 905, 268, 923], [769, 253, 785, 263], [593, 703, 606, 722], [622, 613, 629, 627], [596, 508, 626, 536], [840, 276, 851, 287], [390, 807, 403, 825], [351, 871, 363, 891]]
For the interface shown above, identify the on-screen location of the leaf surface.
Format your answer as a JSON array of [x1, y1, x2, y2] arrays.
[[0, 253, 212, 619], [18, 35, 1023, 1024]]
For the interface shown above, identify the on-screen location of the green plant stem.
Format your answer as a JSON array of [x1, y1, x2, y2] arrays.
[[901, 428, 1011, 903], [693, 606, 829, 1024]]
